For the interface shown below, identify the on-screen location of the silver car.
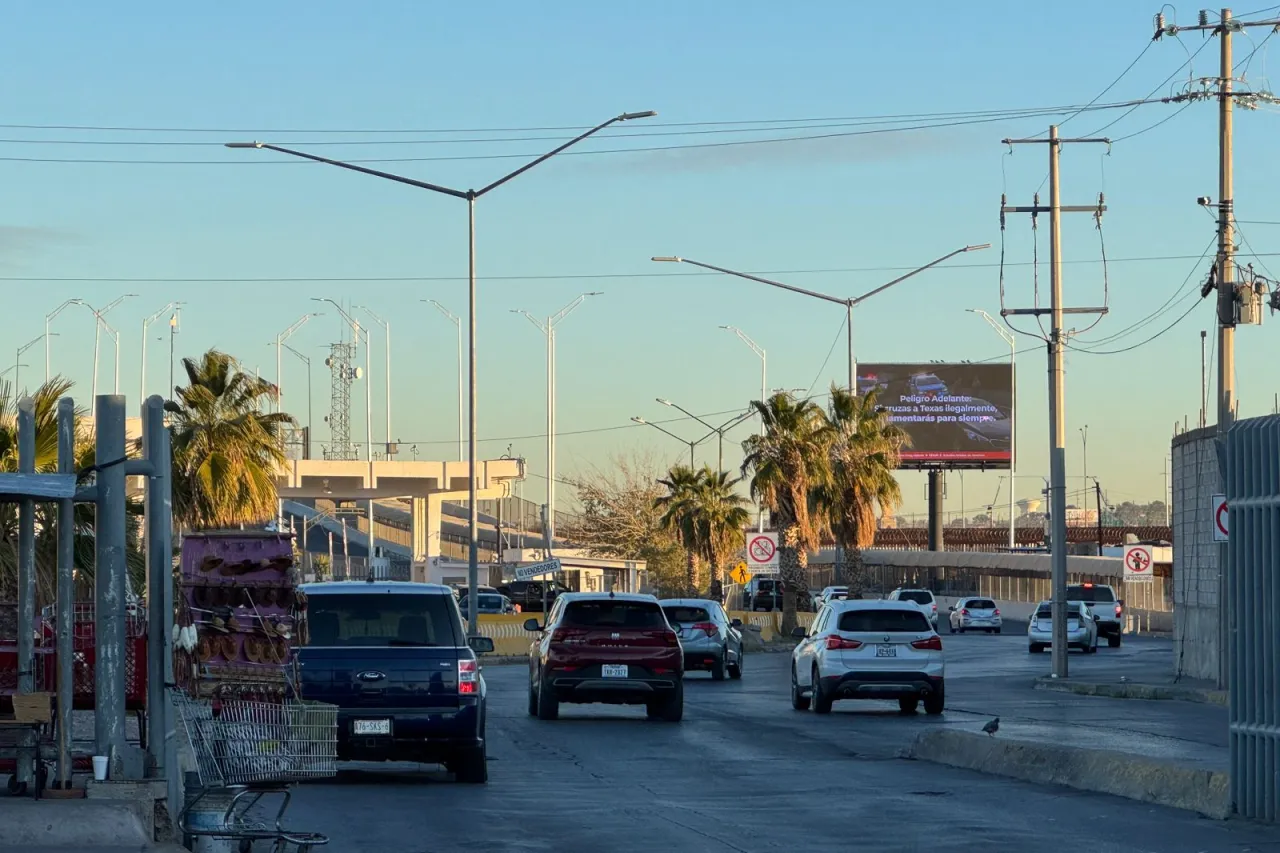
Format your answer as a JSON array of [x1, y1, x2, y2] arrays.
[[947, 597, 1002, 634], [660, 598, 744, 681], [1027, 600, 1098, 654]]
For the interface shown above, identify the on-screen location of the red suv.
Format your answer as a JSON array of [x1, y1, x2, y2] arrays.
[[525, 592, 684, 722]]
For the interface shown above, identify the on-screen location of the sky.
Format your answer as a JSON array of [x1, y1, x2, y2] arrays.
[[3, 1, 1279, 523]]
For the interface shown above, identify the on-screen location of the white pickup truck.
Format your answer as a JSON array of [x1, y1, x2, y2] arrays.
[[1066, 582, 1124, 647]]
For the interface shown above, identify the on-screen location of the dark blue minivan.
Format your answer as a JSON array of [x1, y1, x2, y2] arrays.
[[299, 581, 494, 783]]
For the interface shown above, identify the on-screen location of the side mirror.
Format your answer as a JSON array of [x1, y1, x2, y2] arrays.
[[523, 618, 543, 632], [947, 606, 955, 612], [468, 636, 495, 654], [791, 626, 807, 639], [730, 618, 743, 629]]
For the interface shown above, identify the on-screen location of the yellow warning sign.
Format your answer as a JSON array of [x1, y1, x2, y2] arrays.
[[729, 562, 752, 585]]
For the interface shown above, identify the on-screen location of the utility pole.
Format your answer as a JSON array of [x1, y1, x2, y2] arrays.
[[1154, 6, 1278, 692], [1095, 479, 1105, 554], [1001, 125, 1110, 679], [1200, 330, 1208, 429]]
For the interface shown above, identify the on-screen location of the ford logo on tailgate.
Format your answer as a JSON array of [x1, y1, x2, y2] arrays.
[[357, 671, 386, 682]]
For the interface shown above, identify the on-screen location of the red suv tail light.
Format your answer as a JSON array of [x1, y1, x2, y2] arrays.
[[692, 621, 718, 637], [825, 635, 863, 650], [458, 659, 478, 695], [911, 636, 943, 651], [662, 631, 680, 648]]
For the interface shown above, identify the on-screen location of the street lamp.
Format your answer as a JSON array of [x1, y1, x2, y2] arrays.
[[719, 324, 768, 532], [967, 308, 1017, 550], [230, 109, 657, 637], [83, 294, 138, 400], [312, 298, 375, 567], [512, 292, 602, 547], [142, 302, 184, 402], [15, 334, 55, 394], [355, 306, 393, 457], [631, 417, 705, 468], [653, 245, 991, 391], [1079, 425, 1089, 496], [275, 313, 321, 418], [281, 342, 314, 455], [45, 299, 83, 383], [655, 398, 753, 475], [423, 300, 463, 462]]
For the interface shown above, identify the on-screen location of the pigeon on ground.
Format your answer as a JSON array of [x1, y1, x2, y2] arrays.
[[982, 717, 1000, 737]]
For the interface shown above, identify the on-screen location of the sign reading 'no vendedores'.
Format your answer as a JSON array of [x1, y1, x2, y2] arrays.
[[856, 362, 1014, 471]]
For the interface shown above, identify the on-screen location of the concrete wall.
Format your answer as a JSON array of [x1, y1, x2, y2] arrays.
[[1172, 427, 1221, 682]]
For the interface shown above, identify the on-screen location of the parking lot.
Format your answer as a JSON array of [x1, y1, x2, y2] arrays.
[[282, 632, 1265, 853]]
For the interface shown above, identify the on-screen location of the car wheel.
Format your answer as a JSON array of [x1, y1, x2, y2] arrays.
[[527, 680, 538, 716], [648, 681, 683, 722], [1108, 633, 1121, 648], [535, 675, 559, 721], [923, 682, 945, 715], [811, 667, 833, 715], [790, 665, 810, 711], [1029, 643, 1043, 654], [452, 744, 488, 784], [711, 654, 727, 681], [898, 697, 920, 714]]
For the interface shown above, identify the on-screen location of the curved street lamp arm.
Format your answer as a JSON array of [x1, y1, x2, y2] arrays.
[[549, 292, 603, 327], [46, 298, 84, 322], [355, 305, 388, 330], [653, 256, 848, 307], [719, 325, 765, 360], [967, 308, 1015, 347], [281, 342, 310, 365], [278, 312, 321, 343], [851, 244, 991, 306], [226, 142, 468, 199], [632, 416, 693, 448], [657, 398, 717, 434], [510, 309, 549, 334], [425, 300, 460, 325]]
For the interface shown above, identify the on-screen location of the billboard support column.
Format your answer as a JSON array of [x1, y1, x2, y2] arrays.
[[927, 470, 944, 552]]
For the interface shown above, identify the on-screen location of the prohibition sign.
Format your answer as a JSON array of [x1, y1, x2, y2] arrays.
[[1126, 548, 1151, 574], [748, 535, 776, 564], [1216, 500, 1229, 539]]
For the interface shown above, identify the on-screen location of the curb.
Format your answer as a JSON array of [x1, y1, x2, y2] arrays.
[[1034, 677, 1227, 706], [0, 798, 154, 847], [907, 729, 1228, 819]]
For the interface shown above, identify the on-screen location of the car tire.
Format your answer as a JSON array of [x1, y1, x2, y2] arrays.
[[452, 745, 488, 784], [1108, 633, 1121, 648], [729, 650, 743, 680], [898, 697, 920, 714], [1029, 643, 1043, 654], [811, 667, 833, 715], [923, 682, 945, 715], [790, 665, 810, 711], [649, 681, 683, 722], [711, 654, 727, 681], [535, 675, 559, 721]]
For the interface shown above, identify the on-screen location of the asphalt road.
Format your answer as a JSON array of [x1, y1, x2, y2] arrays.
[[283, 632, 1268, 853]]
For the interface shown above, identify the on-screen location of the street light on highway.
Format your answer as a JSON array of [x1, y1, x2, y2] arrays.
[[512, 292, 602, 548], [15, 334, 53, 394], [967, 308, 1017, 551], [276, 313, 322, 419], [423, 300, 464, 462], [281, 342, 314, 454], [45, 299, 83, 384], [719, 324, 767, 532], [355, 306, 393, 457], [229, 109, 657, 636], [142, 302, 184, 402], [631, 417, 705, 468], [655, 398, 754, 475], [83, 295, 137, 401]]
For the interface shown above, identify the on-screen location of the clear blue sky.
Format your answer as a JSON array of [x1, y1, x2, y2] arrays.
[[4, 1, 1277, 520]]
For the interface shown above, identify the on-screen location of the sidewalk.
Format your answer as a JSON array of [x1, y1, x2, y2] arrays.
[[1034, 673, 1226, 705]]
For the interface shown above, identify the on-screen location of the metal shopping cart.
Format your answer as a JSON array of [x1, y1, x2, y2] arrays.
[[174, 692, 337, 852]]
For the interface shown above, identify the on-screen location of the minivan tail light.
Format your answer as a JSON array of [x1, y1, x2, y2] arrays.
[[692, 621, 718, 637], [458, 659, 478, 695], [911, 636, 943, 651], [825, 635, 863, 650]]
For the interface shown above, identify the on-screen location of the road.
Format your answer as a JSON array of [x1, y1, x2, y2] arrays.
[[283, 633, 1266, 853]]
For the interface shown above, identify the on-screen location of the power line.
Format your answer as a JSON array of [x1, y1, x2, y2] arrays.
[[1080, 36, 1214, 138], [1068, 296, 1204, 355], [1058, 40, 1156, 130], [806, 314, 848, 396], [1112, 98, 1195, 141]]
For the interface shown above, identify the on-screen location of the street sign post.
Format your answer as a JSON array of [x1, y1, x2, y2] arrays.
[[515, 558, 562, 582], [746, 532, 779, 575], [1123, 544, 1153, 584], [1211, 494, 1229, 542], [729, 562, 752, 585]]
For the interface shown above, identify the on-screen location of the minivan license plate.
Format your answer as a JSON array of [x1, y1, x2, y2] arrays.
[[602, 665, 628, 678], [875, 645, 897, 658], [353, 719, 391, 736]]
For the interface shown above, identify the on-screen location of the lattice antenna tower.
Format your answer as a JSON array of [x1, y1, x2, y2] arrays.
[[323, 341, 361, 460]]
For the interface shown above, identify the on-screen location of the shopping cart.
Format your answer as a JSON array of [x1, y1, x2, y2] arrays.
[[174, 692, 337, 852]]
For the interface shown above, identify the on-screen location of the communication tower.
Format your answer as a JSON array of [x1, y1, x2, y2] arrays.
[[323, 341, 361, 460]]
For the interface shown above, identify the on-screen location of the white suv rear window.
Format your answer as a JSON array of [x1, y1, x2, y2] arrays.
[[838, 609, 932, 633], [896, 590, 934, 605]]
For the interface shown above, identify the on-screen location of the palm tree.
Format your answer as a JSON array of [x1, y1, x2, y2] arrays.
[[740, 392, 832, 634], [166, 350, 294, 531], [655, 465, 753, 600], [819, 385, 908, 596]]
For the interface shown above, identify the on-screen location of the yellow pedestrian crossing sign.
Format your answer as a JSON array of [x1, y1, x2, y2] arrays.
[[729, 562, 752, 585]]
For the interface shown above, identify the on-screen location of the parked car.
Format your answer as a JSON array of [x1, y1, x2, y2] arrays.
[[818, 586, 850, 606], [960, 402, 1012, 448], [525, 592, 684, 722], [1066, 582, 1124, 647], [459, 592, 516, 619], [790, 599, 945, 715], [745, 578, 811, 612], [886, 588, 939, 628], [947, 597, 1002, 633], [298, 581, 494, 783], [660, 598, 744, 680], [908, 372, 948, 397], [499, 579, 571, 613], [1027, 600, 1098, 654]]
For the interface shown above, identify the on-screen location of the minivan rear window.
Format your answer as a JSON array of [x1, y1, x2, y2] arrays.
[[564, 600, 666, 629], [663, 606, 711, 624], [306, 593, 462, 647], [838, 609, 932, 633], [896, 590, 933, 605]]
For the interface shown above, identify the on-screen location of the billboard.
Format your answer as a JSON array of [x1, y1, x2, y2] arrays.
[[856, 362, 1013, 469]]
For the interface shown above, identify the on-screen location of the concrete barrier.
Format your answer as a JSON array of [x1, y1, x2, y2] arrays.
[[1034, 677, 1227, 706], [907, 729, 1229, 819], [0, 797, 155, 846], [475, 613, 536, 656]]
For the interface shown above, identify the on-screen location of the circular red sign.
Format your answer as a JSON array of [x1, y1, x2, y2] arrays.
[[1215, 499, 1229, 536], [1126, 548, 1151, 574], [748, 535, 776, 564]]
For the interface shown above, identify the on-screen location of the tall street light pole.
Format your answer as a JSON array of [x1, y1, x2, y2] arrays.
[[142, 302, 183, 402], [356, 306, 393, 456], [45, 299, 83, 384], [15, 334, 53, 394], [424, 300, 464, 462], [282, 342, 314, 456], [720, 324, 767, 532], [229, 109, 656, 637], [631, 417, 705, 468], [313, 298, 375, 566], [967, 308, 1017, 550], [276, 313, 321, 418], [655, 398, 753, 475], [1079, 424, 1089, 498], [83, 294, 137, 401], [512, 293, 602, 548]]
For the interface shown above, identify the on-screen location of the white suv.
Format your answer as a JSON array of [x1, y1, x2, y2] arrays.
[[887, 588, 939, 628], [789, 600, 946, 715]]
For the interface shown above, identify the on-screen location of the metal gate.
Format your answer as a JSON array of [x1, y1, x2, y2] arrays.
[[1226, 414, 1280, 821]]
